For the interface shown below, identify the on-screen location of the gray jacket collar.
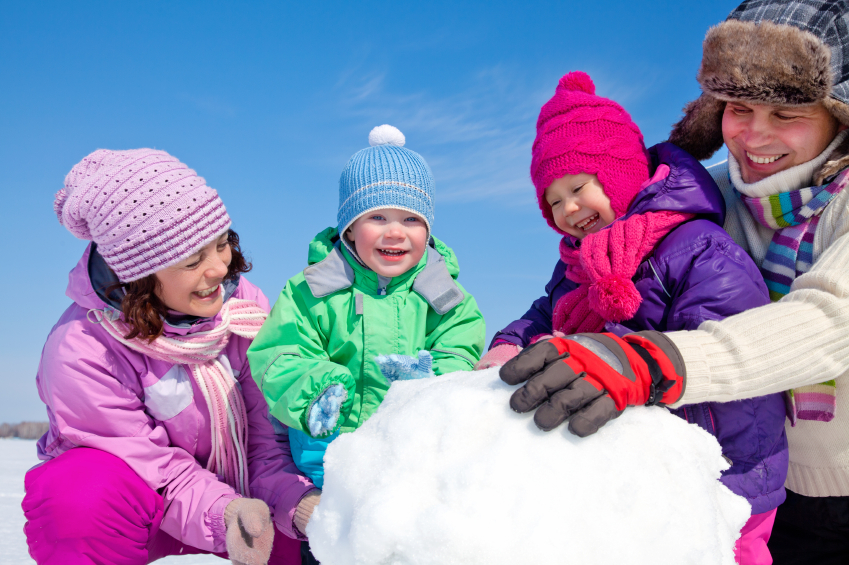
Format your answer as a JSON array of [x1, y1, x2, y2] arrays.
[[303, 242, 464, 315]]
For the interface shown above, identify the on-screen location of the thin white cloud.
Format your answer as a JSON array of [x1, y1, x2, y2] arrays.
[[334, 64, 545, 203]]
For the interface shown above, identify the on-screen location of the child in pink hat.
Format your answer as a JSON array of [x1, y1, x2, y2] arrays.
[[478, 71, 788, 564], [24, 148, 317, 565]]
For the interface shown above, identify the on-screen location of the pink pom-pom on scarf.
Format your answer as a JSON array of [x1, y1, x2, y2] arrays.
[[588, 274, 642, 323]]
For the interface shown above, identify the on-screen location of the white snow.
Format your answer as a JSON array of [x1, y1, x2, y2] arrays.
[[307, 368, 751, 565], [0, 439, 224, 564]]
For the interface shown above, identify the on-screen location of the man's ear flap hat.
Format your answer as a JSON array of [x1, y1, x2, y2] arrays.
[[669, 0, 849, 162]]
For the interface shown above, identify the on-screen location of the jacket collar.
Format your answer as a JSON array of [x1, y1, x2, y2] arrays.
[[303, 240, 464, 315]]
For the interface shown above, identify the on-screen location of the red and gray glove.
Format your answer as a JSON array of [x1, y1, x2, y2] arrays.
[[499, 331, 685, 437]]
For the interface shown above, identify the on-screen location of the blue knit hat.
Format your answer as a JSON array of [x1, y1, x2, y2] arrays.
[[337, 125, 435, 237]]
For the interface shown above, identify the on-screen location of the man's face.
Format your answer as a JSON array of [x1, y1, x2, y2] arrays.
[[722, 101, 841, 183]]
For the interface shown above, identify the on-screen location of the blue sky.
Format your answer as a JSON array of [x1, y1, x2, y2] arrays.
[[0, 0, 738, 422]]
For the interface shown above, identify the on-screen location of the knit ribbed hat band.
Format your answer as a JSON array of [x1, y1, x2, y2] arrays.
[[55, 148, 231, 282], [337, 125, 435, 236]]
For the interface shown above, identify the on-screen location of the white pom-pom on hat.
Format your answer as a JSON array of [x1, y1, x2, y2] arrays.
[[369, 125, 405, 147]]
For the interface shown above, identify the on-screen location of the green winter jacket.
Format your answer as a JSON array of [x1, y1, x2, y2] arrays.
[[248, 227, 485, 438]]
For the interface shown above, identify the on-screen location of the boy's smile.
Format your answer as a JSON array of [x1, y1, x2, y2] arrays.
[[346, 208, 429, 278]]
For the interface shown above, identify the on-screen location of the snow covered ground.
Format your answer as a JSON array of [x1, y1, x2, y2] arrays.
[[308, 368, 751, 565], [0, 439, 223, 564]]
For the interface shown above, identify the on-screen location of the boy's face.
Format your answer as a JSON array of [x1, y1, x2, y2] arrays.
[[346, 208, 429, 278], [544, 173, 616, 239], [722, 100, 841, 183]]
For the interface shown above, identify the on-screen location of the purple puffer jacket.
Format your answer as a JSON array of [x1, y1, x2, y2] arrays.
[[33, 244, 315, 552], [494, 143, 788, 515]]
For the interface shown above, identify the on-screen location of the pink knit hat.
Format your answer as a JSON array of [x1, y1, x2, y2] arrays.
[[531, 71, 650, 234], [54, 149, 232, 282]]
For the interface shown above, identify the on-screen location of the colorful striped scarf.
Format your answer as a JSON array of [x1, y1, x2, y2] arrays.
[[89, 295, 267, 494], [736, 169, 849, 424]]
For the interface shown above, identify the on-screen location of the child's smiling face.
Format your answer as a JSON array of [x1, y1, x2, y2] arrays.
[[153, 231, 232, 318], [346, 208, 429, 278], [544, 173, 617, 238]]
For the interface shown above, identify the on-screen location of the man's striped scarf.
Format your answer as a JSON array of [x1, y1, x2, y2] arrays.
[[735, 169, 849, 424]]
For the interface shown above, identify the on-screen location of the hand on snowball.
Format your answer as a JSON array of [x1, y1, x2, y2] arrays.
[[294, 489, 322, 536], [375, 350, 435, 383], [224, 498, 274, 565], [500, 331, 686, 437], [474, 343, 521, 370], [308, 384, 346, 437]]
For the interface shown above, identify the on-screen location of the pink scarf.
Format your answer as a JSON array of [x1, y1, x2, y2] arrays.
[[552, 211, 693, 334], [89, 296, 267, 496]]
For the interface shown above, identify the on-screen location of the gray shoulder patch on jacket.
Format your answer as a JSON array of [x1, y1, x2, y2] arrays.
[[413, 250, 464, 315], [304, 246, 355, 298]]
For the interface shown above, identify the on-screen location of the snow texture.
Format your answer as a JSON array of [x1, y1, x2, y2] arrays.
[[0, 440, 224, 564], [307, 368, 751, 565]]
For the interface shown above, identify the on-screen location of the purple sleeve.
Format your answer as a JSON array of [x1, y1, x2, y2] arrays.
[[240, 363, 315, 539], [659, 221, 770, 331], [233, 277, 315, 539], [490, 259, 575, 349]]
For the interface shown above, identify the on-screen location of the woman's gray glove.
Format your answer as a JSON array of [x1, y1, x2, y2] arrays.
[[225, 498, 275, 565]]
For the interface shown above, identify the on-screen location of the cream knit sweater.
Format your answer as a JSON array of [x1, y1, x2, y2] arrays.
[[668, 132, 849, 497]]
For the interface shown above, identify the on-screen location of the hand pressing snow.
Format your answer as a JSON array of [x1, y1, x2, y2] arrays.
[[294, 489, 322, 536], [375, 351, 435, 382], [308, 384, 347, 437], [224, 498, 274, 565]]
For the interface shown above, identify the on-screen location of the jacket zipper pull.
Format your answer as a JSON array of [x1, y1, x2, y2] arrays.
[[377, 275, 391, 296]]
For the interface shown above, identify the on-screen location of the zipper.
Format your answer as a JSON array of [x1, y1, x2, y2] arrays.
[[377, 275, 391, 296]]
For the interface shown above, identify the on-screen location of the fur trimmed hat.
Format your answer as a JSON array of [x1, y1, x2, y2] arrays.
[[669, 0, 849, 166]]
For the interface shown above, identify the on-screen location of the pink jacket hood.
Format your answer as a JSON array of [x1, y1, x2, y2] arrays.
[[36, 245, 313, 552]]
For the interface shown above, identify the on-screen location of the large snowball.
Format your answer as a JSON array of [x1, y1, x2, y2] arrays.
[[306, 368, 750, 565]]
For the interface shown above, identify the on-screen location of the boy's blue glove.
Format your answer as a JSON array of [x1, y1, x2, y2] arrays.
[[375, 350, 435, 383], [307, 384, 347, 437]]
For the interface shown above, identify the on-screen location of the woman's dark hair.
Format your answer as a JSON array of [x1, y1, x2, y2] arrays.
[[117, 229, 251, 342]]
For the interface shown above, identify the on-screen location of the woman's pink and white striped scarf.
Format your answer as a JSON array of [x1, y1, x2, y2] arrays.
[[91, 296, 267, 496]]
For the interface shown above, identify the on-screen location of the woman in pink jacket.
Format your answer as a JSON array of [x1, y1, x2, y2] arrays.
[[23, 149, 320, 565]]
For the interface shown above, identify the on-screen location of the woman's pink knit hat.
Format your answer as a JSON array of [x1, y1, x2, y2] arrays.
[[55, 148, 232, 282], [531, 71, 650, 234]]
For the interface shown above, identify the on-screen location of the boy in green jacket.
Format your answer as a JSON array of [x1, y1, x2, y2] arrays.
[[248, 125, 485, 495]]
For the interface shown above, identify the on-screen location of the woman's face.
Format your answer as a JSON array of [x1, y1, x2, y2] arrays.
[[154, 232, 232, 318], [722, 101, 841, 183]]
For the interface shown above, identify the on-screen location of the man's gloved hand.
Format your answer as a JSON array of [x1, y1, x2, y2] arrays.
[[307, 384, 347, 437], [500, 331, 685, 437], [474, 343, 521, 370], [224, 498, 274, 565], [375, 350, 435, 382]]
